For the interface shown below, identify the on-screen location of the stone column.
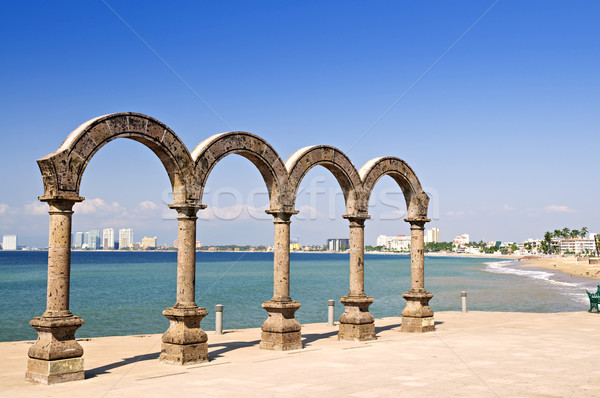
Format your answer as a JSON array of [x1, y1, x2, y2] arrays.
[[260, 210, 302, 350], [160, 204, 209, 365], [26, 197, 85, 385], [400, 218, 435, 333], [338, 215, 375, 341]]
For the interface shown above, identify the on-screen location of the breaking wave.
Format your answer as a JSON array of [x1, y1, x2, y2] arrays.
[[483, 260, 589, 303]]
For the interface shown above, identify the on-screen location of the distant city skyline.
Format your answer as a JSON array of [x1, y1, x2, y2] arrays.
[[0, 2, 597, 247]]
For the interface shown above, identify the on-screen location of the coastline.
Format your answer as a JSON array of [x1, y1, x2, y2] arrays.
[[517, 256, 600, 281], [14, 249, 600, 281]]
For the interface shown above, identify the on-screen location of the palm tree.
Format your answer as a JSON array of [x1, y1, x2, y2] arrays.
[[553, 229, 563, 239], [581, 227, 589, 239], [571, 229, 580, 239], [544, 231, 554, 254], [562, 227, 571, 239], [540, 240, 549, 254]]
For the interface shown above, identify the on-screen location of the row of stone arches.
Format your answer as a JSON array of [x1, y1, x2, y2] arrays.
[[27, 112, 435, 384]]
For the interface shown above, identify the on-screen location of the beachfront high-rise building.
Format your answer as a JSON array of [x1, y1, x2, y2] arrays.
[[119, 228, 134, 249], [85, 230, 101, 250], [142, 236, 157, 250], [2, 235, 17, 250], [425, 228, 440, 243], [102, 228, 115, 250], [327, 238, 349, 252], [73, 232, 84, 249]]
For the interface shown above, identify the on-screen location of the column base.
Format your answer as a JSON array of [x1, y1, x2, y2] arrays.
[[260, 331, 302, 351], [25, 357, 84, 384], [260, 300, 302, 350], [159, 342, 208, 365], [338, 323, 376, 341], [338, 296, 376, 341], [400, 290, 435, 333], [28, 316, 85, 361], [159, 307, 209, 365], [400, 316, 435, 333]]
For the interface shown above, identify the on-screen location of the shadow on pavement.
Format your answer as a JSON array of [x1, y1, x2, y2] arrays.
[[86, 352, 159, 378]]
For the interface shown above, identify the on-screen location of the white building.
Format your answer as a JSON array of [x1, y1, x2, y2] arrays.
[[425, 228, 440, 243], [376, 234, 411, 252], [327, 238, 349, 252], [119, 228, 134, 249], [73, 232, 84, 249], [102, 228, 115, 250], [522, 239, 542, 254], [454, 234, 469, 247], [2, 235, 17, 250], [389, 235, 411, 252], [559, 238, 596, 255], [84, 230, 100, 250], [376, 235, 390, 247]]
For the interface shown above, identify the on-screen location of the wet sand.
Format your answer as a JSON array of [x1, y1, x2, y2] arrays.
[[519, 256, 600, 281]]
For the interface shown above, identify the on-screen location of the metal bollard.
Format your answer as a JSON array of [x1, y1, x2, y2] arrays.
[[215, 304, 224, 334], [328, 300, 335, 326], [461, 291, 468, 313]]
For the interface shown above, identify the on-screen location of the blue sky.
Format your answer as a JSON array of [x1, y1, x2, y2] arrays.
[[0, 1, 598, 247]]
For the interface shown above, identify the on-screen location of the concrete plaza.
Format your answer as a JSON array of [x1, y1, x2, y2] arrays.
[[2, 311, 599, 397]]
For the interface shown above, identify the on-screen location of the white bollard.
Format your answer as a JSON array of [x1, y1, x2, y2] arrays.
[[461, 291, 468, 313], [215, 304, 224, 334], [328, 300, 335, 326]]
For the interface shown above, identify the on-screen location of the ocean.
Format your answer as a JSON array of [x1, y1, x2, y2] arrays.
[[0, 251, 596, 342]]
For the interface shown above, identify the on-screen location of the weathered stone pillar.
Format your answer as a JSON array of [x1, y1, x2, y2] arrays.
[[260, 210, 302, 350], [339, 215, 375, 341], [400, 218, 435, 333], [160, 204, 209, 365], [26, 197, 85, 384]]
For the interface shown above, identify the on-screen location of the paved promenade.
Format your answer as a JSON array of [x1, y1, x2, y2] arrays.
[[2, 311, 600, 397]]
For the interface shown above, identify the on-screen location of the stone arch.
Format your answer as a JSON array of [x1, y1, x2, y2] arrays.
[[191, 132, 287, 210], [37, 112, 195, 203], [359, 156, 429, 219], [284, 145, 362, 215]]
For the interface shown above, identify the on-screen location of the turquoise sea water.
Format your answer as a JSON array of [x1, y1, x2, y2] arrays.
[[0, 251, 597, 342]]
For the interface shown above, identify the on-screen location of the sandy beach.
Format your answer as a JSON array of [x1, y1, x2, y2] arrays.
[[518, 256, 600, 281]]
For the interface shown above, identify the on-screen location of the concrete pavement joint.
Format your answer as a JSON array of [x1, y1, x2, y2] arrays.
[[136, 371, 188, 381], [433, 331, 500, 398], [341, 345, 372, 350], [187, 361, 231, 369], [100, 334, 162, 397]]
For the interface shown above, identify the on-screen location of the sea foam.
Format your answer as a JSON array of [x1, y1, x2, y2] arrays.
[[483, 260, 589, 303]]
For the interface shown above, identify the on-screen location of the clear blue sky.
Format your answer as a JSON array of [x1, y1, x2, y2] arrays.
[[0, 1, 598, 247]]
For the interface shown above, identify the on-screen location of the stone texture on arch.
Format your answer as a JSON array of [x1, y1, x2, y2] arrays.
[[29, 114, 437, 384], [359, 156, 429, 219], [284, 145, 362, 214], [191, 132, 287, 210], [37, 112, 195, 204]]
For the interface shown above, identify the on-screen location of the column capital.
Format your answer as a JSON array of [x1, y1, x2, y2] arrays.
[[39, 196, 84, 214], [38, 195, 85, 203], [169, 203, 206, 218], [404, 218, 431, 228], [265, 209, 298, 223], [342, 214, 371, 227]]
